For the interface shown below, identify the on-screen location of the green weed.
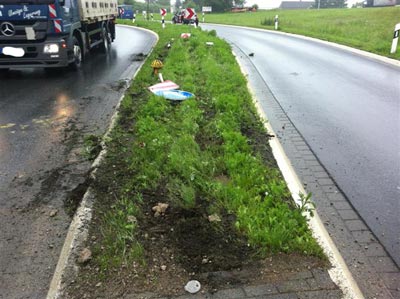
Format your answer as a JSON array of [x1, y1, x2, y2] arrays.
[[93, 19, 326, 272]]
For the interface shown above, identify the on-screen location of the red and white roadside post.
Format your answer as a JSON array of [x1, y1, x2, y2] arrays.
[[160, 8, 167, 29], [391, 23, 400, 54]]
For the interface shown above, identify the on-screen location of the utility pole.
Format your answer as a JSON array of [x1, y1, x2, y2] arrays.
[[147, 0, 150, 20]]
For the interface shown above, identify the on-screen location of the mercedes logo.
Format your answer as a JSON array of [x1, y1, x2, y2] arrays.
[[1, 22, 15, 37]]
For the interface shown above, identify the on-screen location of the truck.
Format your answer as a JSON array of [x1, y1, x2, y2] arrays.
[[0, 0, 118, 70], [118, 4, 133, 19]]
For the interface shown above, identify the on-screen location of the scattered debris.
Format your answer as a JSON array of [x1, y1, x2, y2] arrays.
[[184, 280, 201, 294], [208, 214, 221, 223], [151, 59, 164, 75], [152, 203, 169, 217], [127, 215, 137, 224], [131, 53, 147, 61], [149, 80, 179, 93], [49, 209, 58, 217], [0, 123, 16, 129], [153, 90, 194, 101], [78, 248, 92, 264], [180, 33, 191, 39], [206, 42, 214, 46], [249, 53, 254, 57]]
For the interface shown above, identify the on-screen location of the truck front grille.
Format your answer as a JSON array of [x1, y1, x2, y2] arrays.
[[0, 20, 48, 44]]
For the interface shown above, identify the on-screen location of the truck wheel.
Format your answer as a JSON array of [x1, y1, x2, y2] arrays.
[[100, 25, 111, 53], [69, 36, 83, 70]]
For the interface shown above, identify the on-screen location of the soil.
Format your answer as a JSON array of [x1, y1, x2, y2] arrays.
[[62, 109, 331, 299]]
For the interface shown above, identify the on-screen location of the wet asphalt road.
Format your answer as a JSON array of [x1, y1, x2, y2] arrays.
[[203, 24, 400, 267], [0, 26, 156, 299]]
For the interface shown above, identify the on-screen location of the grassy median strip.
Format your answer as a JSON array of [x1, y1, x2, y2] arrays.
[[91, 20, 323, 275]]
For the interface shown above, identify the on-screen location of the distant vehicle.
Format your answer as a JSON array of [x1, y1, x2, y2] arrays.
[[172, 8, 197, 25], [118, 5, 134, 19], [0, 0, 118, 70]]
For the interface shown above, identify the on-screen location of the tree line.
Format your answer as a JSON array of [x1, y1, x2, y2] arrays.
[[119, 0, 351, 12], [118, 0, 246, 13]]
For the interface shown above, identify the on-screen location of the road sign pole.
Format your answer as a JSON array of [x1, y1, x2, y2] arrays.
[[390, 23, 400, 54], [162, 16, 165, 29]]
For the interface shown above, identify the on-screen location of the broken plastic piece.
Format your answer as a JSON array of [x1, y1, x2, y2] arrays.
[[181, 33, 191, 39], [154, 90, 194, 101], [184, 280, 201, 294], [149, 80, 179, 93]]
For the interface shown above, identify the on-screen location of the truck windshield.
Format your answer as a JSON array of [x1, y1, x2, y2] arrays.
[[0, 0, 55, 4]]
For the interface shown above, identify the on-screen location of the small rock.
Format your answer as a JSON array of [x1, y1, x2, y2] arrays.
[[152, 203, 169, 217], [208, 214, 221, 222], [202, 258, 208, 264], [49, 209, 58, 217], [78, 248, 92, 264], [95, 282, 102, 287], [127, 215, 137, 223], [160, 265, 167, 271]]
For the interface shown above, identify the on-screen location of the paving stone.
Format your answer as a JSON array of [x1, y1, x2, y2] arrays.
[[243, 284, 278, 297], [289, 271, 314, 280], [296, 289, 342, 299], [352, 230, 377, 243], [253, 294, 298, 299], [317, 178, 333, 186], [211, 288, 245, 299], [310, 269, 338, 290], [313, 171, 330, 179], [327, 193, 345, 202], [390, 289, 400, 299], [175, 293, 210, 299], [309, 165, 325, 173], [345, 220, 368, 231], [306, 160, 321, 167], [125, 292, 160, 299], [368, 257, 399, 273], [364, 242, 389, 257], [378, 272, 400, 290], [277, 279, 310, 293], [331, 201, 352, 210], [321, 185, 336, 193], [306, 277, 337, 291], [337, 209, 359, 220]]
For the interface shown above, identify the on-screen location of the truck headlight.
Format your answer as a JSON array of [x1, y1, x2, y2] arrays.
[[43, 44, 60, 54]]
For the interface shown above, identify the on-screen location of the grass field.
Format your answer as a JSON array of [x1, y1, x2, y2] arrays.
[[199, 7, 400, 59]]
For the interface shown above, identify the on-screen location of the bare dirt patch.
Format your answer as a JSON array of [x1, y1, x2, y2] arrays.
[[62, 122, 330, 299]]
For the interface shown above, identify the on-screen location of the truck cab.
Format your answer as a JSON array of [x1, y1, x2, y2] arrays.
[[0, 0, 117, 69]]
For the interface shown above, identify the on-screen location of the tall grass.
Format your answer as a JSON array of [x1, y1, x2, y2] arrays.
[[203, 7, 400, 59]]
